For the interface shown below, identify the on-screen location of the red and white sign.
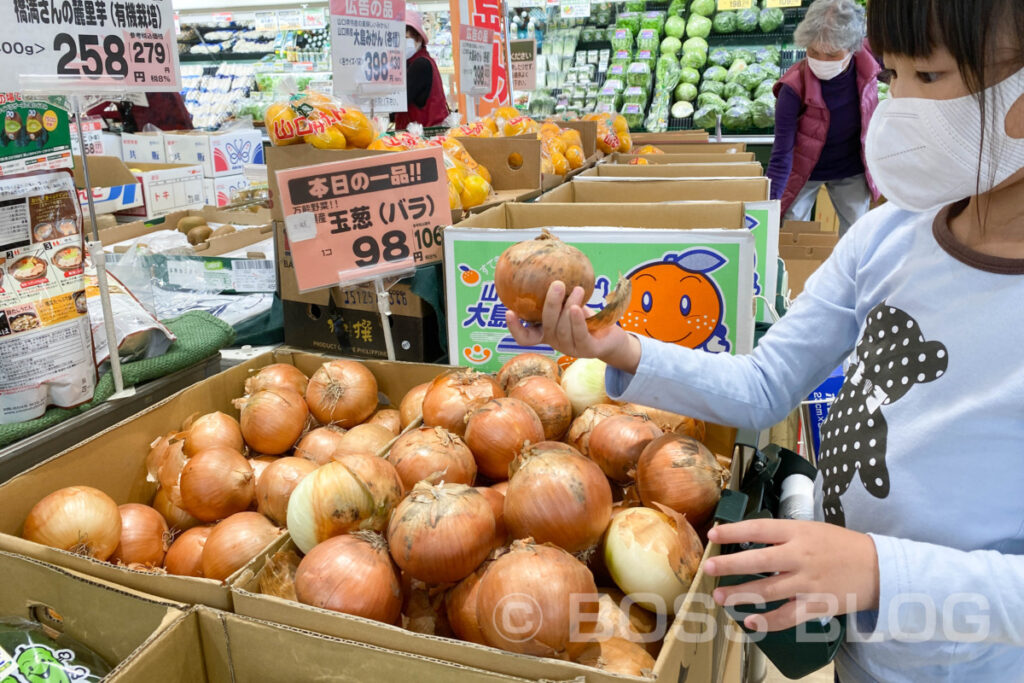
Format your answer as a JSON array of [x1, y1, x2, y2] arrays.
[[466, 0, 510, 108], [459, 26, 494, 97], [277, 148, 448, 291], [330, 0, 407, 96]]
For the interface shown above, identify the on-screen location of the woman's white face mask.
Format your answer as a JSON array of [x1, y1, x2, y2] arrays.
[[808, 53, 852, 80], [406, 38, 420, 59], [865, 66, 1024, 212]]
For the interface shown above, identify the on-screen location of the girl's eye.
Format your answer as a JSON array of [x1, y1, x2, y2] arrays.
[[916, 71, 940, 84], [642, 291, 653, 313]]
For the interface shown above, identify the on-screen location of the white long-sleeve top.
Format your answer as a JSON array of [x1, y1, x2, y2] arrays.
[[606, 201, 1024, 682]]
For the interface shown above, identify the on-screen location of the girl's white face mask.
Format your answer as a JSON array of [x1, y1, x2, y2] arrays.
[[865, 66, 1024, 212], [808, 53, 851, 81]]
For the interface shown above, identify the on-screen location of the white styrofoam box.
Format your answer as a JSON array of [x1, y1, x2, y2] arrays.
[[204, 174, 252, 208], [117, 163, 206, 220], [121, 132, 166, 163], [164, 129, 265, 177]]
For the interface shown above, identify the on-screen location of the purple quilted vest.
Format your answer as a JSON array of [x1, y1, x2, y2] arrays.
[[773, 49, 881, 215]]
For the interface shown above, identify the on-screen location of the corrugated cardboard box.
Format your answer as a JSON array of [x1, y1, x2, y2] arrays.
[[583, 162, 764, 178], [630, 130, 711, 145], [607, 152, 756, 164], [204, 173, 252, 207], [641, 141, 746, 153], [164, 129, 265, 178], [72, 155, 144, 215], [779, 219, 837, 297], [116, 162, 206, 220], [456, 200, 747, 233], [121, 132, 167, 164], [541, 177, 770, 203], [457, 136, 544, 211]]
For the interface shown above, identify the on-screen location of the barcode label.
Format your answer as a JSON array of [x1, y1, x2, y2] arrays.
[[232, 260, 273, 270]]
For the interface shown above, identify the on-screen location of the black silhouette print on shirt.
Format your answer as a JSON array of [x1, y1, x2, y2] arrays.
[[818, 302, 949, 527]]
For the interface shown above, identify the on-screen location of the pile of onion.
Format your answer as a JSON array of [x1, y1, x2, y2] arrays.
[[594, 587, 662, 655], [386, 426, 477, 490], [509, 376, 573, 442], [635, 434, 730, 528], [164, 525, 212, 577], [333, 423, 395, 459], [239, 389, 309, 455], [245, 363, 309, 397], [572, 638, 656, 677], [603, 505, 704, 614], [399, 382, 431, 429], [110, 504, 169, 568], [183, 412, 243, 457], [561, 358, 611, 417], [504, 442, 612, 554], [421, 370, 503, 437], [496, 353, 560, 393], [446, 561, 490, 645], [464, 398, 544, 481], [152, 487, 200, 532], [294, 426, 348, 466], [475, 485, 507, 548], [294, 532, 402, 624], [287, 455, 403, 554], [202, 511, 282, 581], [256, 457, 318, 526], [566, 404, 629, 456], [476, 539, 599, 657], [179, 447, 255, 522], [305, 360, 379, 428], [588, 414, 663, 484], [145, 432, 187, 492], [368, 408, 401, 436], [23, 486, 122, 560], [402, 575, 453, 636], [625, 403, 706, 442]]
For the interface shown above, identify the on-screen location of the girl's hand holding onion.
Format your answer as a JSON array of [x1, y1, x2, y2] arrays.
[[505, 281, 643, 375], [704, 519, 880, 632]]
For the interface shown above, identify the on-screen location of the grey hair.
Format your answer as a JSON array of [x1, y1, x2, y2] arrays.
[[794, 0, 866, 53]]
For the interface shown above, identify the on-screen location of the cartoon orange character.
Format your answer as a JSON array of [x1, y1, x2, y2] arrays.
[[619, 250, 730, 352]]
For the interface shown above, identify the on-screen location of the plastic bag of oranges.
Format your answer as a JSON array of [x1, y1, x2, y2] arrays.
[[441, 138, 493, 210], [264, 89, 377, 150], [539, 121, 586, 173], [584, 113, 622, 156], [367, 131, 427, 151]]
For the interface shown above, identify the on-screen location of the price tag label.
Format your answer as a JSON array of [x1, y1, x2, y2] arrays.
[[0, 0, 181, 93], [277, 10, 304, 30], [717, 0, 754, 9], [560, 0, 591, 19], [69, 116, 104, 156], [254, 12, 279, 31], [765, 0, 801, 6], [276, 148, 449, 291], [330, 0, 406, 96], [510, 39, 537, 91], [303, 9, 327, 29], [459, 26, 494, 97]]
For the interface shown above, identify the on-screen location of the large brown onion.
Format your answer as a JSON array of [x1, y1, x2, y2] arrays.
[[256, 457, 318, 526], [295, 532, 402, 624], [476, 539, 599, 657], [573, 638, 656, 676], [164, 525, 212, 577], [368, 408, 401, 435], [589, 414, 664, 484], [509, 376, 573, 441], [183, 412, 243, 457], [504, 442, 612, 554], [333, 423, 395, 459], [635, 434, 729, 528], [23, 486, 121, 560], [421, 370, 503, 438], [445, 561, 491, 644], [239, 389, 309, 455], [476, 486, 507, 548], [494, 230, 595, 324], [245, 363, 309, 396], [294, 425, 348, 466], [566, 404, 630, 456], [201, 512, 282, 581], [496, 353, 560, 393], [249, 455, 278, 487], [386, 426, 476, 490], [179, 447, 255, 522], [305, 360, 378, 427], [464, 398, 544, 481], [399, 382, 431, 429], [595, 587, 662, 656], [152, 487, 200, 532], [111, 504, 169, 568], [624, 403, 706, 442]]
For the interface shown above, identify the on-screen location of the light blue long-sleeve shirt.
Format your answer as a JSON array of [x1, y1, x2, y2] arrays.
[[607, 201, 1024, 681]]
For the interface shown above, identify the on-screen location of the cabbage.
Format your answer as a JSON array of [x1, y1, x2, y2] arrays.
[[712, 11, 736, 34], [611, 29, 634, 52], [682, 37, 708, 53], [723, 81, 749, 99], [736, 63, 767, 90], [708, 48, 733, 68], [680, 66, 701, 84], [703, 65, 728, 82], [671, 101, 695, 119], [727, 95, 753, 109], [699, 80, 726, 96], [759, 7, 784, 33], [762, 63, 781, 80], [689, 0, 715, 16], [674, 82, 698, 102], [722, 102, 752, 130], [755, 46, 780, 65], [657, 55, 680, 82], [754, 80, 775, 99], [697, 92, 726, 112], [732, 48, 756, 64], [736, 8, 759, 32], [693, 105, 718, 129], [686, 14, 712, 38], [668, 0, 687, 17], [660, 36, 682, 56], [664, 15, 687, 39], [625, 0, 645, 11], [726, 59, 748, 82], [681, 49, 707, 69], [751, 93, 776, 128]]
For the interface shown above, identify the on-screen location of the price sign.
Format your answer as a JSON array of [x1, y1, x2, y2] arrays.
[[459, 26, 494, 97], [330, 0, 406, 96], [0, 0, 181, 93], [765, 0, 801, 6], [717, 0, 753, 9], [69, 116, 104, 156], [254, 12, 279, 31], [510, 39, 537, 91], [277, 148, 449, 291], [277, 10, 304, 30], [303, 9, 327, 29], [560, 0, 591, 19]]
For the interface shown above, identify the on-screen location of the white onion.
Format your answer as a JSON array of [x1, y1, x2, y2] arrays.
[[560, 358, 610, 417]]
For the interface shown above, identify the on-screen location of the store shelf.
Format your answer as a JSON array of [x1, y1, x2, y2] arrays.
[[180, 52, 277, 63]]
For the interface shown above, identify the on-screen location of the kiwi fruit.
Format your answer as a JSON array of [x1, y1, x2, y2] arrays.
[[187, 225, 213, 245], [210, 225, 237, 238], [177, 216, 208, 234]]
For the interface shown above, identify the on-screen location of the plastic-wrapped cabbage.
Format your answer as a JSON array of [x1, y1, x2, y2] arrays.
[[608, 65, 627, 82], [657, 55, 681, 82], [712, 11, 737, 34], [708, 48, 733, 68], [611, 29, 634, 52], [751, 93, 776, 128], [686, 14, 712, 38], [674, 82, 698, 102], [697, 92, 727, 112], [617, 12, 642, 35], [635, 49, 656, 67], [693, 105, 719, 129], [626, 0, 645, 11], [762, 63, 781, 80], [723, 101, 753, 129], [622, 104, 645, 129], [736, 8, 759, 32], [627, 62, 653, 88], [726, 59, 748, 82], [683, 37, 709, 53], [681, 49, 707, 69], [732, 48, 756, 63], [723, 81, 749, 99], [759, 7, 785, 33], [671, 101, 695, 119], [703, 65, 728, 82], [642, 12, 665, 32], [661, 36, 682, 56], [699, 80, 726, 96], [727, 95, 754, 109], [689, 0, 715, 17], [736, 63, 767, 90], [638, 29, 659, 52], [668, 0, 687, 18], [755, 80, 776, 99], [623, 87, 648, 105], [680, 66, 701, 84], [665, 14, 687, 38], [597, 87, 623, 110], [756, 46, 780, 64]]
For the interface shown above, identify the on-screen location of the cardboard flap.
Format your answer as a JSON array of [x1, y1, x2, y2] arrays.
[[631, 130, 710, 145], [194, 224, 274, 257], [591, 162, 763, 178], [781, 220, 824, 234], [609, 152, 756, 164], [561, 119, 598, 157], [72, 155, 138, 189], [458, 137, 542, 192], [780, 232, 838, 247], [541, 178, 770, 203], [458, 201, 747, 230]]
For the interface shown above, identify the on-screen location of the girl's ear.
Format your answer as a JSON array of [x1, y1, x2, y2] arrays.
[[1007, 95, 1024, 138]]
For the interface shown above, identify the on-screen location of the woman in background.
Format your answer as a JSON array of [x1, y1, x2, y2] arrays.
[[394, 9, 450, 129]]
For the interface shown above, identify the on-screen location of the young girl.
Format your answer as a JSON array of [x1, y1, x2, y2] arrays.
[[507, 0, 1024, 679]]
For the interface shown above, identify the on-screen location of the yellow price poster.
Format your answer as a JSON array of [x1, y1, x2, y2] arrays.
[[717, 0, 753, 9], [766, 0, 801, 7]]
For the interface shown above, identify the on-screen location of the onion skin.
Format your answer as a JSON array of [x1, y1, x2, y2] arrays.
[[179, 447, 255, 523], [111, 504, 169, 568], [624, 403, 706, 442], [509, 376, 573, 442], [491, 481, 509, 496], [572, 637, 655, 676], [585, 275, 632, 333], [23, 486, 121, 561], [240, 389, 309, 455], [464, 398, 545, 481], [368, 408, 402, 435], [202, 512, 282, 581], [595, 587, 662, 656], [567, 404, 630, 456], [496, 353, 560, 393], [386, 483, 496, 584], [183, 412, 243, 457], [295, 532, 402, 624], [446, 562, 490, 644], [494, 230, 595, 324], [256, 457, 318, 526], [422, 370, 504, 438], [399, 382, 431, 429], [164, 525, 212, 577], [504, 442, 613, 554], [152, 487, 201, 533], [246, 363, 309, 396], [589, 414, 664, 484], [635, 434, 729, 528], [305, 360, 379, 428], [249, 455, 278, 487], [294, 425, 348, 466], [333, 423, 395, 459], [402, 575, 454, 636], [386, 426, 477, 490], [476, 486, 507, 548], [476, 539, 599, 657]]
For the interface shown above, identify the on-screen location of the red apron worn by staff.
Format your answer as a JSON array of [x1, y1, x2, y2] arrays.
[[394, 9, 450, 129]]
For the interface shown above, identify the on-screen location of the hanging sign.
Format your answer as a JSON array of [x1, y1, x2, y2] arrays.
[[277, 9, 304, 30], [459, 26, 494, 97], [560, 0, 591, 19], [254, 12, 279, 31], [0, 0, 181, 93], [330, 0, 407, 97], [276, 148, 449, 291], [510, 39, 537, 91], [303, 9, 327, 29]]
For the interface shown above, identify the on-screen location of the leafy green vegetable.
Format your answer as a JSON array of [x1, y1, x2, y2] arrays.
[[665, 15, 687, 39], [693, 105, 718, 129], [625, 0, 645, 11], [642, 11, 665, 33], [722, 102, 752, 129], [736, 8, 759, 32], [723, 81, 749, 99], [689, 0, 715, 17], [762, 63, 781, 80], [699, 80, 726, 96], [657, 55, 680, 81], [638, 29, 660, 52], [686, 14, 712, 38], [622, 104, 645, 129], [736, 63, 767, 90], [703, 65, 728, 82], [668, 0, 687, 18], [732, 48, 756, 64], [727, 95, 753, 109], [681, 49, 707, 69], [674, 82, 698, 102], [751, 93, 776, 128], [617, 12, 642, 36], [754, 80, 775, 98], [680, 66, 702, 84], [697, 92, 726, 112], [682, 36, 708, 53], [755, 46, 780, 64], [611, 29, 634, 52], [627, 61, 653, 88], [758, 7, 785, 33], [661, 36, 682, 56], [712, 11, 737, 34], [623, 87, 648, 105], [726, 59, 748, 82], [708, 48, 733, 68], [671, 101, 695, 119]]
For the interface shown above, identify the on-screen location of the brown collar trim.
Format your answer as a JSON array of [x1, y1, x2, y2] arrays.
[[932, 200, 1024, 275]]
